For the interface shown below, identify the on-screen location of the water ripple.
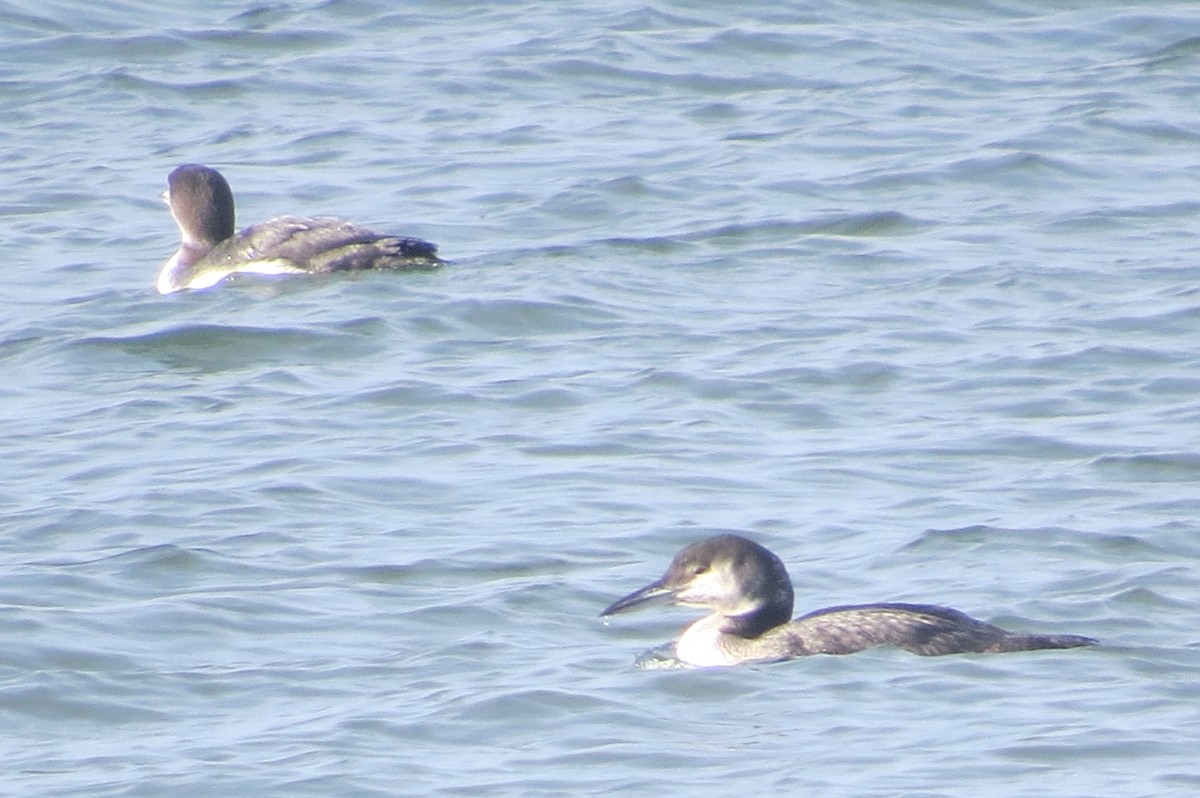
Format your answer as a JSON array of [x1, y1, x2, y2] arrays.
[[4, 1, 1200, 796]]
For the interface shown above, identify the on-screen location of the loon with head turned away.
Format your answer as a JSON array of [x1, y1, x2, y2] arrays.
[[601, 534, 1097, 668], [157, 164, 441, 294]]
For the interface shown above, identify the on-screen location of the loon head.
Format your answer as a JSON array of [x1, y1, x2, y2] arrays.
[[601, 534, 795, 638], [158, 164, 238, 294], [165, 164, 236, 247]]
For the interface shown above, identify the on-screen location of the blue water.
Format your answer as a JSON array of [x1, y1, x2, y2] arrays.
[[4, 1, 1200, 795]]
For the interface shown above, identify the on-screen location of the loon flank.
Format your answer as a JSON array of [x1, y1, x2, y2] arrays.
[[157, 164, 441, 294], [601, 534, 1097, 667]]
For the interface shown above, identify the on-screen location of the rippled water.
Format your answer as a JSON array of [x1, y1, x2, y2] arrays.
[[4, 1, 1200, 795]]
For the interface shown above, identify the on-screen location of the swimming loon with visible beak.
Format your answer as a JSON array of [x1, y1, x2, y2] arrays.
[[157, 164, 441, 294], [601, 534, 1097, 667]]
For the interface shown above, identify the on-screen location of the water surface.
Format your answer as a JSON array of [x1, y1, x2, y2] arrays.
[[3, 1, 1200, 796]]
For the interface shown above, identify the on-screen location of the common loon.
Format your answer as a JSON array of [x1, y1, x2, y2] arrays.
[[601, 534, 1097, 667], [157, 164, 441, 294]]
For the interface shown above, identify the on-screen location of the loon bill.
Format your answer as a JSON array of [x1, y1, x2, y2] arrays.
[[601, 534, 1097, 668]]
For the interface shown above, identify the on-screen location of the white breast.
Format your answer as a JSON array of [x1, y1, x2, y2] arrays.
[[675, 616, 740, 668]]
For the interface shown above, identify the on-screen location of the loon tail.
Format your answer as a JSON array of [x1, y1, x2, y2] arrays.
[[988, 633, 1098, 652]]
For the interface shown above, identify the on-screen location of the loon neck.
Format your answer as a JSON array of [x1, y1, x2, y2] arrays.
[[672, 597, 794, 668], [676, 612, 792, 667], [718, 600, 791, 639], [158, 244, 215, 294]]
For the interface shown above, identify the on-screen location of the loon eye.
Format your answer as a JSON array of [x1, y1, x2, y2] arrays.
[[693, 564, 709, 576]]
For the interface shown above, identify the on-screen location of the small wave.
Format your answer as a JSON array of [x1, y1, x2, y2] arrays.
[[439, 296, 621, 337], [76, 321, 384, 371], [677, 211, 924, 246], [1140, 35, 1200, 69], [1092, 452, 1200, 483], [940, 151, 1093, 184]]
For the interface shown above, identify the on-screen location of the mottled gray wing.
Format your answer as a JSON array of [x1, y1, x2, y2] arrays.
[[776, 603, 1014, 656], [210, 217, 439, 272]]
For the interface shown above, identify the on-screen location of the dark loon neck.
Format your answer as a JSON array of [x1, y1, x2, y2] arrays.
[[721, 598, 793, 639], [721, 537, 795, 638], [175, 242, 214, 269]]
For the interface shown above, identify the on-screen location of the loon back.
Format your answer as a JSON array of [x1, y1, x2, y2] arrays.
[[773, 602, 1097, 657], [204, 216, 439, 274]]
